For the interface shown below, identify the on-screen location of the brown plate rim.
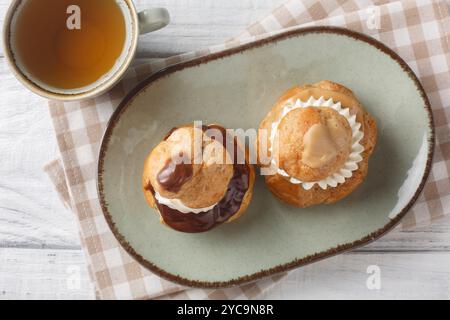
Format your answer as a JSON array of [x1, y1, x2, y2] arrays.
[[97, 26, 435, 289]]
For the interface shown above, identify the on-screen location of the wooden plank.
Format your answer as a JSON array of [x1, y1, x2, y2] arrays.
[[0, 58, 80, 249], [258, 252, 450, 299], [1, 247, 449, 300], [131, 0, 287, 57], [0, 248, 94, 300], [358, 217, 450, 252]]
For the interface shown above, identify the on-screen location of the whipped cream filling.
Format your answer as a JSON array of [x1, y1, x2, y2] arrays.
[[269, 96, 364, 190], [154, 192, 217, 214]]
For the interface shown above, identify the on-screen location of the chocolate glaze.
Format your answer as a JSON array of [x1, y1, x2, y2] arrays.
[[157, 153, 193, 193], [148, 125, 250, 233], [162, 127, 178, 141]]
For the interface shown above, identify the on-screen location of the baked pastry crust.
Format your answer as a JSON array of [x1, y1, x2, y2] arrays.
[[145, 126, 233, 208], [142, 124, 255, 231], [258, 80, 377, 207], [274, 106, 352, 182]]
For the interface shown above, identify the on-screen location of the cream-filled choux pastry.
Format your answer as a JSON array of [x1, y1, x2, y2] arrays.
[[258, 80, 377, 207], [142, 124, 255, 233]]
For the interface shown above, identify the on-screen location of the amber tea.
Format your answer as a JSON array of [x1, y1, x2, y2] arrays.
[[11, 0, 126, 89]]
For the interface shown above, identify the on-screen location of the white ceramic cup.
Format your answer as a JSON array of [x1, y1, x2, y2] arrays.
[[2, 0, 170, 101]]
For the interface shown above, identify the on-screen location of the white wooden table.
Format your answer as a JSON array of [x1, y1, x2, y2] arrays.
[[0, 0, 449, 300]]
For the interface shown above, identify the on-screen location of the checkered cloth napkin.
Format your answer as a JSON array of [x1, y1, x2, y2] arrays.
[[44, 0, 450, 299]]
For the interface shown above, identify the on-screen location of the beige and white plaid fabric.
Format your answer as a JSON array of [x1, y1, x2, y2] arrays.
[[44, 0, 450, 299]]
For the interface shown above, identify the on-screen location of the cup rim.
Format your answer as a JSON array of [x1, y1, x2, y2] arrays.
[[2, 0, 139, 102]]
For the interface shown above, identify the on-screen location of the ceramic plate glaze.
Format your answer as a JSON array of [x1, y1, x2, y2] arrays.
[[98, 27, 434, 288]]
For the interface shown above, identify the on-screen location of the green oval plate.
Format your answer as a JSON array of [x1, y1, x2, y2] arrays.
[[98, 27, 434, 288]]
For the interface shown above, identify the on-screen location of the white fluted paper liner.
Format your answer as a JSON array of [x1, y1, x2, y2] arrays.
[[269, 96, 364, 190]]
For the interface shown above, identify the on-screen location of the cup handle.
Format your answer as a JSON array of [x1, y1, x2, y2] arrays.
[[138, 8, 170, 35]]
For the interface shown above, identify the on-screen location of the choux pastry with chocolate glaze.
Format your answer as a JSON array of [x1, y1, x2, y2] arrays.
[[257, 80, 377, 208], [142, 124, 255, 233]]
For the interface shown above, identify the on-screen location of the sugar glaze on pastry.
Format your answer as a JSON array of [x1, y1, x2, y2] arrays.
[[269, 96, 364, 190]]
